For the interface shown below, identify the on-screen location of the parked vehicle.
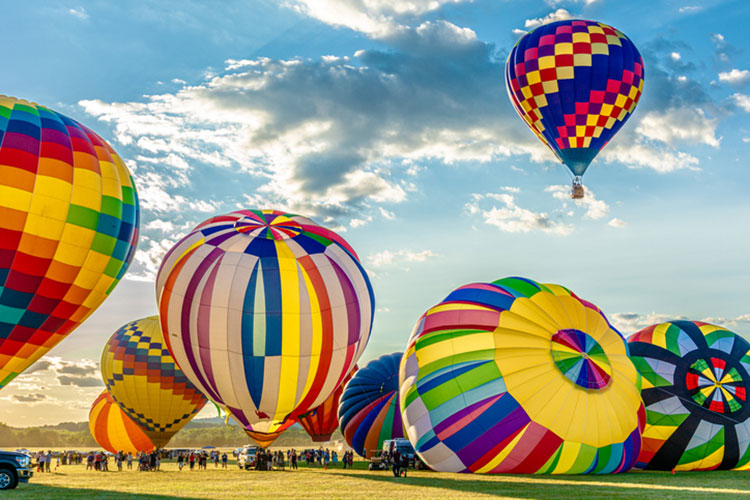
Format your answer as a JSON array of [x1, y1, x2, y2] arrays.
[[238, 446, 260, 470], [0, 450, 33, 490], [382, 438, 419, 468]]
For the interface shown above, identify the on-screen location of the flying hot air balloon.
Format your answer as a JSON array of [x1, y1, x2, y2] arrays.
[[298, 366, 357, 442], [100, 316, 208, 448], [629, 321, 750, 471], [399, 277, 644, 474], [0, 95, 139, 390], [505, 20, 644, 198], [339, 353, 404, 458], [89, 390, 154, 455], [155, 209, 374, 432]]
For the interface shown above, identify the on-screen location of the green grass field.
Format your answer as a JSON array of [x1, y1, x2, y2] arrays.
[[8, 459, 750, 499]]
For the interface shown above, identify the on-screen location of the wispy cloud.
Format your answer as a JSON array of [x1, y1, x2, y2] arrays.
[[719, 68, 750, 85], [68, 7, 88, 20], [524, 9, 573, 30], [367, 249, 436, 268], [465, 191, 573, 236], [610, 312, 750, 337]]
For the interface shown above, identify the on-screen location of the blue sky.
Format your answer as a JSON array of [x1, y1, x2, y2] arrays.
[[3, 0, 750, 426]]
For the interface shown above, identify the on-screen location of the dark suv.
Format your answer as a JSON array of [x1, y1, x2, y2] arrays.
[[0, 450, 33, 490]]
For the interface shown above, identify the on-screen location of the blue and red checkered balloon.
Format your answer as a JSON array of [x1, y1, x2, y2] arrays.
[[505, 20, 644, 178]]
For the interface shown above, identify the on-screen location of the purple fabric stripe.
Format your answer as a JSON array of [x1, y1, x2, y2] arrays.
[[329, 257, 360, 347], [433, 394, 501, 435], [455, 406, 530, 465], [197, 253, 223, 399], [180, 247, 223, 402]]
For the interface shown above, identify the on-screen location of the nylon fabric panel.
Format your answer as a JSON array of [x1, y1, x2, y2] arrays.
[[399, 277, 643, 474], [0, 96, 139, 390], [156, 209, 372, 430]]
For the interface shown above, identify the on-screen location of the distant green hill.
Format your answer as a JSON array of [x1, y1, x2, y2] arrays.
[[0, 418, 343, 449]]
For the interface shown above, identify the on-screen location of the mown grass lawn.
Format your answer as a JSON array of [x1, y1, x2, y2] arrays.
[[8, 459, 750, 499]]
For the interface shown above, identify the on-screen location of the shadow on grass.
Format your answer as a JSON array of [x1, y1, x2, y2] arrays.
[[11, 484, 203, 500], [327, 471, 732, 499]]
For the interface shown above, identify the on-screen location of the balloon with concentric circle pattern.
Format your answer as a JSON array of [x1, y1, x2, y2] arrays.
[[399, 277, 644, 474], [155, 209, 373, 430], [628, 320, 750, 471]]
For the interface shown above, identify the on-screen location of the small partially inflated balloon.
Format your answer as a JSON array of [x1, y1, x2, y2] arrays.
[[89, 390, 154, 455]]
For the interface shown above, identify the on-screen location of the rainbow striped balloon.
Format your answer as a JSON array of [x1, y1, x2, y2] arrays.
[[400, 277, 643, 474], [89, 390, 154, 455], [339, 353, 404, 457], [0, 95, 139, 390], [101, 316, 208, 448], [156, 209, 373, 429]]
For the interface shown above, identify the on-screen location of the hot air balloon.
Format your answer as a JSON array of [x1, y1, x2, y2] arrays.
[[101, 316, 208, 448], [89, 390, 154, 455], [339, 353, 404, 458], [628, 320, 750, 471], [505, 20, 644, 198], [0, 95, 139, 390], [298, 366, 357, 442], [399, 277, 643, 474], [245, 418, 297, 448], [155, 209, 374, 431]]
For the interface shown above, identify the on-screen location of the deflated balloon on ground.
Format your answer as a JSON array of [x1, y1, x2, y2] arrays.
[[629, 320, 750, 471], [400, 277, 644, 474]]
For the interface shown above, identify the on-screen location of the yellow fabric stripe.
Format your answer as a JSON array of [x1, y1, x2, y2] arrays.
[[275, 241, 300, 419]]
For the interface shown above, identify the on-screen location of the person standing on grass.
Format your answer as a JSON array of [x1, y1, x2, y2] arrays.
[[177, 452, 184, 470], [222, 452, 228, 468], [189, 451, 195, 470], [323, 449, 330, 470], [126, 452, 133, 470], [332, 451, 338, 468], [400, 453, 409, 478], [391, 449, 401, 477], [116, 451, 123, 471], [290, 450, 297, 470], [46, 450, 52, 472], [214, 451, 219, 468]]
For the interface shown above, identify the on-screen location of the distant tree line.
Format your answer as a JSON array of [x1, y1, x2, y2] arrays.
[[0, 419, 343, 449]]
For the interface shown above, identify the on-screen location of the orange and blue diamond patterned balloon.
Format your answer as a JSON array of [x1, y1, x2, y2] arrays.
[[399, 277, 644, 474], [0, 95, 139, 390], [628, 321, 750, 471], [101, 316, 208, 448], [505, 20, 644, 178]]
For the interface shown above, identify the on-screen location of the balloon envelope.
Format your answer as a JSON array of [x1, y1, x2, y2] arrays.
[[0, 95, 139, 390], [244, 418, 297, 448], [505, 20, 644, 177], [629, 320, 750, 471], [339, 353, 404, 457], [89, 390, 154, 455], [399, 277, 643, 474], [101, 315, 208, 448], [155, 209, 374, 429], [298, 366, 357, 442]]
